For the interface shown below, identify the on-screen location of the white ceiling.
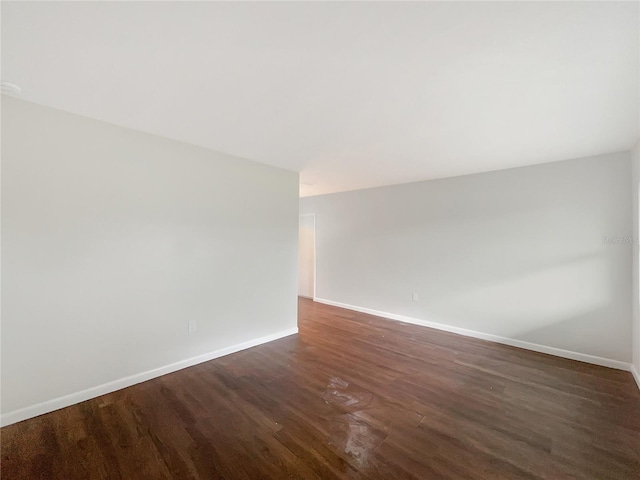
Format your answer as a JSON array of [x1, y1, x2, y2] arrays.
[[2, 2, 639, 197]]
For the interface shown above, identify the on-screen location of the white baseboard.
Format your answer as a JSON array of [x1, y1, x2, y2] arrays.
[[314, 297, 632, 372], [1, 327, 298, 427], [632, 365, 640, 390]]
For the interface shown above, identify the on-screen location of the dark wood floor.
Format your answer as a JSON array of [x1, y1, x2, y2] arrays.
[[2, 298, 640, 479]]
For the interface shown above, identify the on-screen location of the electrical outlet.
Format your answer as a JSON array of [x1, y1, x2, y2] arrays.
[[188, 320, 197, 333], [412, 293, 419, 301]]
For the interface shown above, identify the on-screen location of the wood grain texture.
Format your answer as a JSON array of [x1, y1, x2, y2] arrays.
[[3, 298, 640, 479]]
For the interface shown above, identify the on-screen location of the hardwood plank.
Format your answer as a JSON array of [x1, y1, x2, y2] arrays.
[[2, 298, 639, 479]]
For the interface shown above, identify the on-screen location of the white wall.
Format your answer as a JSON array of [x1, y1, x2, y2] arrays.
[[298, 215, 315, 298], [1, 97, 299, 423], [301, 152, 633, 366], [631, 140, 640, 385]]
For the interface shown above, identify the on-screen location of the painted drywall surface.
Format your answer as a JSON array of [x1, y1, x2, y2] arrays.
[[632, 140, 640, 379], [298, 215, 315, 298], [1, 97, 299, 415], [301, 152, 633, 363]]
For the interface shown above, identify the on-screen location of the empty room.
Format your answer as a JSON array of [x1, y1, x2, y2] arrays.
[[1, 1, 639, 479]]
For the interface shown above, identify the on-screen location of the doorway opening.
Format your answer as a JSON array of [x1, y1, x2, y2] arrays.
[[298, 214, 316, 299]]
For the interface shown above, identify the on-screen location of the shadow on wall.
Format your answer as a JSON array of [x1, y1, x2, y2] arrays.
[[325, 203, 629, 350], [401, 249, 627, 360], [428, 253, 609, 335]]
